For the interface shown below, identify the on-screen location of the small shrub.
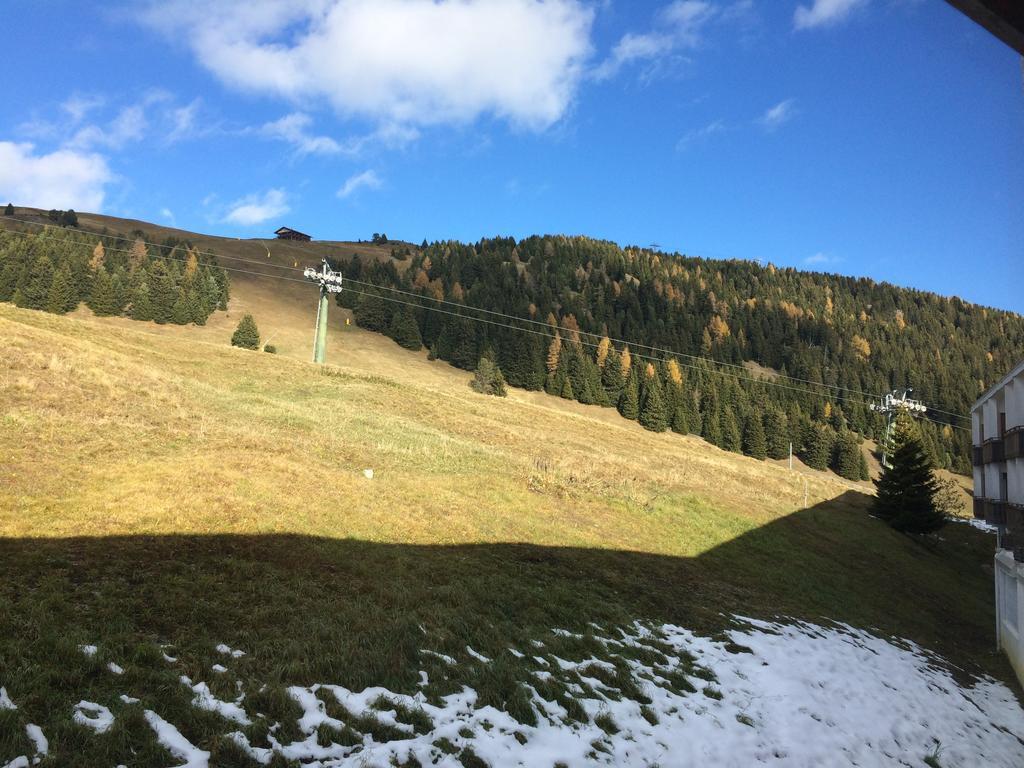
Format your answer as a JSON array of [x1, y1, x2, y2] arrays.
[[470, 356, 507, 397], [264, 344, 277, 354]]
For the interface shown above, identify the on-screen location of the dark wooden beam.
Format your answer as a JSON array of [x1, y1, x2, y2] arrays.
[[945, 0, 1024, 55]]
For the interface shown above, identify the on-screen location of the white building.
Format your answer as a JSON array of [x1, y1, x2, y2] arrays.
[[972, 358, 1024, 685]]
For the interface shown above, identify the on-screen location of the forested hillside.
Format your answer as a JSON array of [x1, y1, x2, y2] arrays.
[[337, 235, 1024, 475], [0, 223, 229, 326]]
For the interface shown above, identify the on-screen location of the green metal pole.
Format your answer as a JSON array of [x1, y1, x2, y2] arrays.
[[314, 286, 329, 363]]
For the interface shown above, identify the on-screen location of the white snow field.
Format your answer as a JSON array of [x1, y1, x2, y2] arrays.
[[3, 617, 1024, 767]]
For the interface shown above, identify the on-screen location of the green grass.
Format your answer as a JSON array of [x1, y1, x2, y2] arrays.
[[0, 302, 1013, 765]]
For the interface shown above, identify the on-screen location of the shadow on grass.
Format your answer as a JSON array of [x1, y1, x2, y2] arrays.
[[0, 491, 1002, 686], [0, 490, 1013, 766]]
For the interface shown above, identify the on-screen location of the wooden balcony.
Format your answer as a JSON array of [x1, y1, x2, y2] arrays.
[[1005, 426, 1024, 460], [973, 446, 984, 466], [987, 500, 1007, 526], [983, 438, 1005, 464]]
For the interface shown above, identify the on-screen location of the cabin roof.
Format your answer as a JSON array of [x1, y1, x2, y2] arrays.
[[274, 226, 311, 238]]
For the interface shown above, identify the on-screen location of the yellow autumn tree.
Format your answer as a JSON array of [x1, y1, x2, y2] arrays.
[[666, 358, 682, 386], [596, 336, 611, 369], [89, 241, 105, 271], [546, 333, 562, 374], [851, 335, 871, 360], [620, 346, 632, 376], [129, 238, 147, 272]]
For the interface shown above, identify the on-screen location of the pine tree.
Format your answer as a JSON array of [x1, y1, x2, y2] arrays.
[[149, 262, 177, 324], [601, 347, 626, 403], [130, 280, 154, 321], [671, 400, 690, 435], [618, 367, 639, 420], [45, 263, 76, 314], [859, 450, 870, 481], [559, 374, 575, 400], [88, 267, 116, 315], [171, 288, 190, 325], [231, 314, 260, 350], [743, 414, 768, 459], [186, 288, 205, 325], [4, 203, 14, 216], [639, 376, 668, 432], [873, 414, 945, 534], [763, 407, 790, 460], [388, 305, 423, 350], [470, 356, 508, 397], [721, 408, 742, 453], [354, 290, 390, 332], [832, 432, 864, 481], [803, 426, 834, 471], [14, 254, 54, 310]]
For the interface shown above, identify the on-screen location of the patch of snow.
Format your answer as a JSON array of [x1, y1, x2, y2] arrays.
[[949, 515, 999, 534], [420, 649, 456, 665], [25, 724, 47, 763], [162, 652, 178, 663], [1, 757, 29, 768], [216, 643, 246, 658], [107, 662, 124, 675], [0, 687, 16, 710], [466, 645, 490, 663], [211, 664, 227, 674], [186, 680, 251, 726], [417, 670, 429, 687], [508, 648, 525, 658], [213, 618, 1024, 767], [552, 628, 584, 639], [363, 468, 374, 479], [119, 694, 140, 704], [78, 644, 97, 658], [144, 710, 210, 768], [72, 701, 114, 734]]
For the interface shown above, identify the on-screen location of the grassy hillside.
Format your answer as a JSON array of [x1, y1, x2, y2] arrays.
[[0, 300, 1012, 765]]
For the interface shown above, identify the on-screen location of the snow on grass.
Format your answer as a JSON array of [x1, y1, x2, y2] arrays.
[[24, 724, 47, 762], [465, 645, 490, 663], [420, 649, 456, 665], [1, 757, 29, 768], [186, 680, 251, 726], [215, 618, 1024, 767], [120, 694, 140, 704], [215, 643, 246, 658], [78, 644, 97, 658], [0, 687, 16, 710], [72, 701, 114, 734], [211, 664, 227, 674], [143, 711, 209, 768], [107, 662, 124, 675]]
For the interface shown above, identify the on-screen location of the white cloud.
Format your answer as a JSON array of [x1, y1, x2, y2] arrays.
[[260, 113, 343, 155], [160, 207, 176, 223], [140, 0, 594, 131], [167, 99, 205, 143], [68, 105, 148, 150], [804, 252, 841, 266], [0, 141, 112, 211], [61, 94, 105, 124], [794, 0, 867, 30], [676, 118, 727, 150], [337, 169, 382, 198], [224, 188, 289, 226], [759, 99, 796, 130], [593, 1, 714, 81]]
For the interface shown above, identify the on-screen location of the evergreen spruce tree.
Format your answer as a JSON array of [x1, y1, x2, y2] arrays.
[[130, 280, 154, 321], [149, 263, 177, 324], [0, 261, 22, 302], [14, 254, 54, 310], [559, 374, 575, 400], [186, 288, 205, 325], [354, 291, 390, 332], [231, 314, 260, 350], [638, 376, 668, 432], [873, 414, 945, 534], [388, 305, 423, 350], [803, 426, 834, 471], [470, 356, 508, 397], [45, 263, 77, 314], [763, 407, 790, 460], [671, 401, 690, 435], [601, 347, 626, 403], [88, 268, 115, 315], [171, 288, 190, 325], [618, 367, 639, 420], [832, 432, 864, 481], [743, 414, 768, 459], [702, 391, 723, 446], [859, 450, 871, 481], [4, 203, 13, 216], [721, 408, 742, 453]]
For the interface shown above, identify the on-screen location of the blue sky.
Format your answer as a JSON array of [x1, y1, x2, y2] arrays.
[[2, 0, 1021, 312]]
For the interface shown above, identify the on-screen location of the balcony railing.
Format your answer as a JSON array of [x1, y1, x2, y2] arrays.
[[1005, 426, 1024, 461], [983, 438, 1005, 464], [973, 446, 984, 466]]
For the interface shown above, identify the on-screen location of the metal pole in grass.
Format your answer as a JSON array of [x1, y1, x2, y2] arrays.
[[303, 258, 344, 364]]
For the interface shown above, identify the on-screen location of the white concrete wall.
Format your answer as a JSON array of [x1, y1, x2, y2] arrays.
[[973, 410, 984, 446], [1008, 375, 1024, 431], [1009, 459, 1023, 506], [984, 398, 998, 443], [996, 551, 1024, 687]]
